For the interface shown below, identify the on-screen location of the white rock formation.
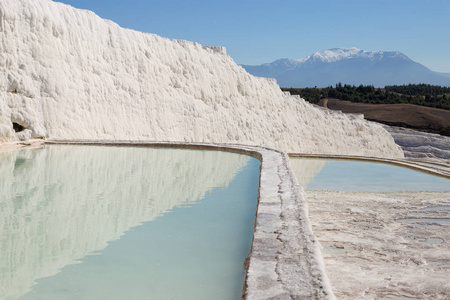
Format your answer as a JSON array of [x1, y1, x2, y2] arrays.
[[0, 0, 403, 158], [306, 190, 450, 299], [385, 126, 450, 161]]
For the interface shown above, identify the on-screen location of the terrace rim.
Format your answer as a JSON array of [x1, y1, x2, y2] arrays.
[[43, 139, 335, 300], [5, 139, 449, 299], [289, 153, 450, 179]]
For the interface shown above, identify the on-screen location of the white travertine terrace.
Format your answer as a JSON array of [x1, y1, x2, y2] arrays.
[[289, 157, 450, 299], [0, 0, 403, 158], [307, 190, 450, 299], [54, 141, 338, 299], [4, 141, 445, 299], [0, 0, 423, 299], [385, 126, 450, 162]]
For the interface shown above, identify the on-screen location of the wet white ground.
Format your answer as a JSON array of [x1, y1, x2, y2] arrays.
[[307, 190, 450, 299]]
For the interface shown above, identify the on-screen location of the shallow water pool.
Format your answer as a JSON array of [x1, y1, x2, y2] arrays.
[[289, 157, 450, 298], [0, 145, 260, 300], [290, 158, 450, 192]]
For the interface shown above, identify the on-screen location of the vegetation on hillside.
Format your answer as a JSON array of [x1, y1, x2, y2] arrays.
[[282, 84, 450, 110]]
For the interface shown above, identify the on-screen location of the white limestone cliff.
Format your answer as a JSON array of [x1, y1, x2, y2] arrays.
[[0, 0, 403, 158]]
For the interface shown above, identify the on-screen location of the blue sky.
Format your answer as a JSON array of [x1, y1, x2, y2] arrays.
[[57, 0, 450, 72]]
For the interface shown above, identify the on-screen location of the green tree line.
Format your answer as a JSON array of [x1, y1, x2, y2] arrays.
[[282, 83, 450, 110]]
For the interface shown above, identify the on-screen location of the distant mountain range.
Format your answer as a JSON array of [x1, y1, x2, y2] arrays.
[[241, 48, 450, 88]]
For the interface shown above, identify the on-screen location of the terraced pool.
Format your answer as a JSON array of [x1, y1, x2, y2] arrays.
[[292, 158, 450, 192], [1, 145, 260, 300], [290, 157, 450, 299]]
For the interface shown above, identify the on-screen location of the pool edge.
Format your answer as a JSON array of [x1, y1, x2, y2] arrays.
[[41, 139, 335, 300], [288, 153, 450, 179]]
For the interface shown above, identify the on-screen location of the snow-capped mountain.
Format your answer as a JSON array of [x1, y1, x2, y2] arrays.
[[305, 47, 410, 63], [241, 48, 450, 88]]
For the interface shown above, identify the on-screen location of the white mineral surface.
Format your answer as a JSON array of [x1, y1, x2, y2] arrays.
[[307, 190, 450, 299], [385, 126, 450, 163], [0, 0, 403, 158]]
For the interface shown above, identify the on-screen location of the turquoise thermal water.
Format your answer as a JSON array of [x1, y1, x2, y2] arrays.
[[291, 158, 450, 192], [0, 145, 260, 300]]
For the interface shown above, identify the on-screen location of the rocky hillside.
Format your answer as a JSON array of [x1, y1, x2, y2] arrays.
[[0, 0, 402, 158]]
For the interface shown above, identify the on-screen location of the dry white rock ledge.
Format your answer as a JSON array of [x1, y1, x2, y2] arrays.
[[385, 126, 450, 163], [307, 190, 450, 299]]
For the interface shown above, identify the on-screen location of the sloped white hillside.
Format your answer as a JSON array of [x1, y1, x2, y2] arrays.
[[0, 0, 403, 158]]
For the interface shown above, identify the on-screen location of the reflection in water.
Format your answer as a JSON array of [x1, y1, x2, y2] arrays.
[[290, 158, 450, 192], [289, 158, 326, 188], [0, 145, 252, 300]]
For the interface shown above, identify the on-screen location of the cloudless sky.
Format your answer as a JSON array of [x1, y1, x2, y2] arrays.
[[56, 0, 450, 72]]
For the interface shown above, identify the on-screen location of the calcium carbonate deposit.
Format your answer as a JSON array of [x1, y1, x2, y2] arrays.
[[0, 0, 403, 158], [307, 190, 450, 299], [385, 126, 450, 162]]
